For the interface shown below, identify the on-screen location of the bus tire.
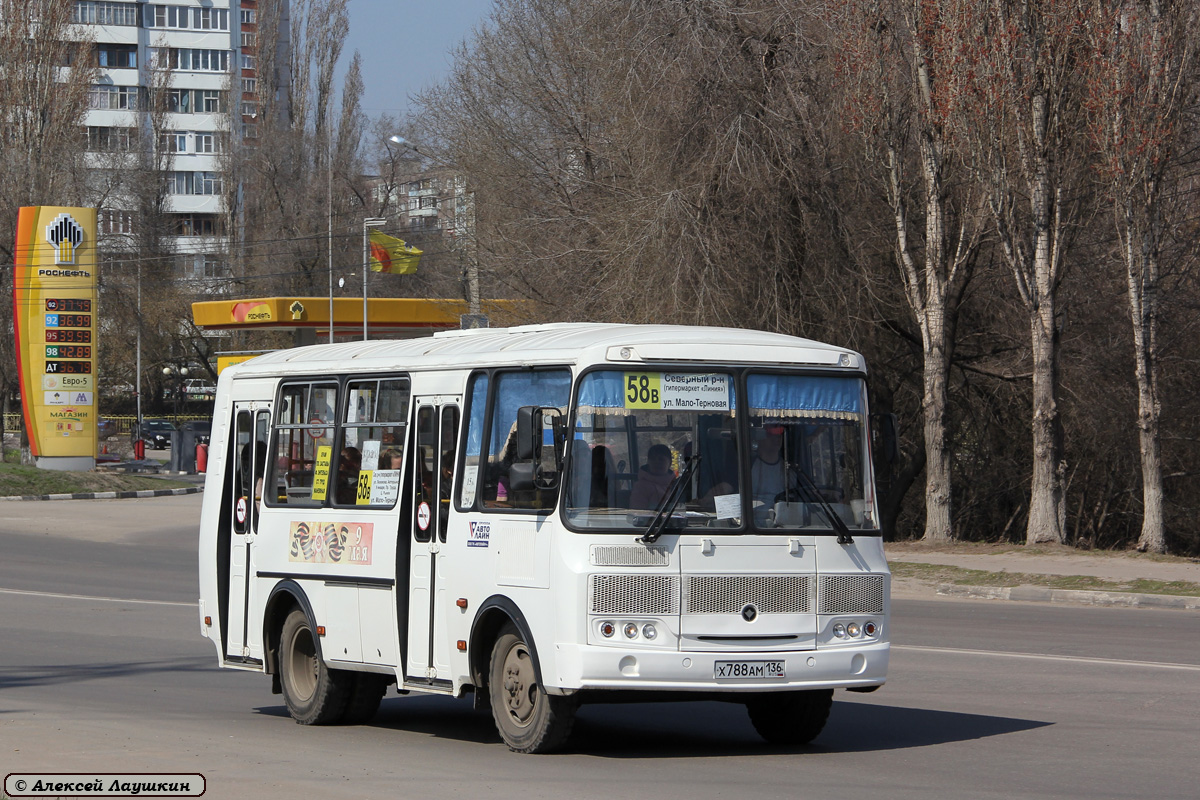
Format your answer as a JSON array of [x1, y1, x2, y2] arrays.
[[279, 609, 349, 725], [339, 673, 388, 724], [745, 689, 833, 745], [488, 623, 576, 753]]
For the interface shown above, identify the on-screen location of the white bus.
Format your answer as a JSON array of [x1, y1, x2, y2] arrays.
[[198, 323, 893, 752]]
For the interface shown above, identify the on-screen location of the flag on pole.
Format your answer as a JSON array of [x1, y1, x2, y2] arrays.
[[368, 230, 422, 274]]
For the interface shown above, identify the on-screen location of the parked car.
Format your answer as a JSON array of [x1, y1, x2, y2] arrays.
[[133, 418, 177, 449], [179, 419, 212, 445], [183, 379, 217, 402]]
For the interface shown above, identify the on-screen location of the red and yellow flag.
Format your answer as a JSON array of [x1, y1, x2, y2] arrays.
[[369, 230, 422, 274]]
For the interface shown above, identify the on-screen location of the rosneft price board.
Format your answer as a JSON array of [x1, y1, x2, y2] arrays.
[[13, 206, 99, 467]]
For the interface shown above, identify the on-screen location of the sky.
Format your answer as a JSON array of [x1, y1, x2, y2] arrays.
[[342, 0, 498, 119]]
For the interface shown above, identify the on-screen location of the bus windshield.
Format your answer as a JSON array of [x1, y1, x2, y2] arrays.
[[564, 370, 877, 533]]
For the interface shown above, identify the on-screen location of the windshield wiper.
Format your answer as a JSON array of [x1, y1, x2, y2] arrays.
[[638, 455, 701, 545], [790, 466, 855, 545]]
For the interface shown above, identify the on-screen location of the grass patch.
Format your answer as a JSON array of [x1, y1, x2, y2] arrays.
[[889, 561, 1200, 598], [0, 461, 190, 496]]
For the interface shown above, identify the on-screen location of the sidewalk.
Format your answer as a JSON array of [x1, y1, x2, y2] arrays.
[[886, 541, 1200, 610]]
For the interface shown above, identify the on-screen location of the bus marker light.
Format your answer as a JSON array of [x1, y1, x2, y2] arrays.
[[204, 616, 212, 626], [600, 622, 615, 638], [316, 626, 326, 636], [457, 640, 467, 651], [456, 598, 468, 609], [864, 622, 877, 636]]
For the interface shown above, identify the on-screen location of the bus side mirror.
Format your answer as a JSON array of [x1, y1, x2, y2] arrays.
[[517, 406, 564, 489], [872, 413, 899, 465], [517, 406, 538, 461]]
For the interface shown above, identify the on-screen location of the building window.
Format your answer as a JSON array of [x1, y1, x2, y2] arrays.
[[172, 214, 223, 236], [95, 43, 137, 68], [240, 31, 256, 47], [154, 48, 230, 72], [88, 85, 140, 110], [74, 1, 139, 26], [161, 132, 187, 153], [196, 133, 215, 154], [85, 126, 135, 152], [99, 210, 135, 235], [165, 172, 223, 196], [147, 5, 228, 30], [241, 9, 256, 24], [242, 78, 257, 94], [241, 53, 255, 70], [241, 101, 257, 118], [165, 89, 228, 114], [242, 123, 258, 139]]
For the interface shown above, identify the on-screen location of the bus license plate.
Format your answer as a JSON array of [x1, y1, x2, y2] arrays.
[[714, 660, 786, 680]]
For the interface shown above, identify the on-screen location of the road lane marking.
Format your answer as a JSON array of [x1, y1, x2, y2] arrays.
[[895, 644, 1200, 672], [0, 586, 194, 608]]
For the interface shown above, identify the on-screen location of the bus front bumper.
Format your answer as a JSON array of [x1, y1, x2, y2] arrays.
[[547, 640, 889, 694]]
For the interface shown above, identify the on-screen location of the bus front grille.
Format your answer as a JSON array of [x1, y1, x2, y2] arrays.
[[683, 575, 814, 615], [589, 574, 679, 615], [818, 574, 885, 614]]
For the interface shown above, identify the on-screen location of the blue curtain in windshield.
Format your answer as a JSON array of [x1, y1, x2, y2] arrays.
[[747, 374, 863, 417]]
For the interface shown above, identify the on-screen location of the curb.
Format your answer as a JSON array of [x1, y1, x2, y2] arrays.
[[0, 486, 202, 502], [937, 582, 1200, 611]]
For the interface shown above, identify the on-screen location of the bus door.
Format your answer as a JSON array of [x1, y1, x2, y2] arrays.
[[227, 403, 271, 661], [405, 398, 460, 682]]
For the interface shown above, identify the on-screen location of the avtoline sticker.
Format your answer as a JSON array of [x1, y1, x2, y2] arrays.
[[624, 372, 730, 411], [467, 521, 491, 548], [288, 521, 373, 564]]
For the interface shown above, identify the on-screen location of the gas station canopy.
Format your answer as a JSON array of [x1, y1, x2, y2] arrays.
[[191, 297, 505, 338]]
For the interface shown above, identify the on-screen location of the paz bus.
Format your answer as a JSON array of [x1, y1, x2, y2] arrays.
[[197, 323, 893, 752]]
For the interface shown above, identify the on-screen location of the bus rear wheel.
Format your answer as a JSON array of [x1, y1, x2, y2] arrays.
[[279, 609, 349, 725], [488, 624, 576, 753], [745, 689, 833, 745]]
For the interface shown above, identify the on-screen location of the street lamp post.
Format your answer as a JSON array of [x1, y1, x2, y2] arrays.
[[362, 218, 386, 341], [163, 365, 189, 416]]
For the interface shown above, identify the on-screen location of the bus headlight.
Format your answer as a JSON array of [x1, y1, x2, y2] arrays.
[[847, 622, 861, 638], [623, 623, 639, 639], [833, 624, 846, 638], [642, 623, 657, 640]]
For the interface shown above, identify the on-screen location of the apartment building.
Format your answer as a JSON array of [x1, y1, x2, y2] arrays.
[[75, 0, 284, 286]]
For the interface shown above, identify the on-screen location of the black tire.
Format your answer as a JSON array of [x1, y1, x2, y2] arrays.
[[278, 609, 350, 725], [488, 623, 576, 753], [339, 672, 389, 724], [746, 689, 833, 745]]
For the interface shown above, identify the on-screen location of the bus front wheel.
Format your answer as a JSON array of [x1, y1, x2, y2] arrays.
[[279, 609, 349, 725], [488, 623, 576, 753], [745, 689, 833, 745]]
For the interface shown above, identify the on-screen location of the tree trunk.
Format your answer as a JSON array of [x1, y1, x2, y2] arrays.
[[1026, 295, 1065, 544], [921, 302, 953, 541], [1131, 246, 1165, 553]]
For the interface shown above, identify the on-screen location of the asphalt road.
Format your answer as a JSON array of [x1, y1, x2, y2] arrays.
[[2, 496, 1198, 799]]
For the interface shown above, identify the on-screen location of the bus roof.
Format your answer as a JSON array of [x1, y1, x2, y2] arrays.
[[224, 323, 865, 378]]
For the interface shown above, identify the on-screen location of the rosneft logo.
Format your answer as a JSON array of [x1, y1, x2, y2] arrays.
[[46, 213, 84, 265]]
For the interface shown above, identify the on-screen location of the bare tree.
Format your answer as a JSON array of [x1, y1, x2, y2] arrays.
[[837, 0, 987, 540], [1084, 0, 1197, 553], [947, 0, 1092, 544]]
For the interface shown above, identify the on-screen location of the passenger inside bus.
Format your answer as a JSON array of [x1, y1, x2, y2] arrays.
[[629, 443, 675, 510], [336, 446, 362, 504], [590, 445, 614, 507]]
